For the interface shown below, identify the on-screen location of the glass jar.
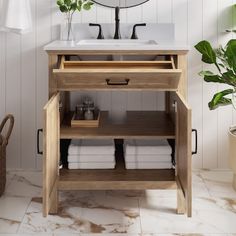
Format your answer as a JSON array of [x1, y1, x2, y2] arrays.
[[84, 107, 94, 120], [75, 104, 84, 119], [61, 14, 75, 41]]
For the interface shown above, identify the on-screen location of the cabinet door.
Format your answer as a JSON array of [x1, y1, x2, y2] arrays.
[[43, 92, 60, 217], [170, 92, 192, 217]]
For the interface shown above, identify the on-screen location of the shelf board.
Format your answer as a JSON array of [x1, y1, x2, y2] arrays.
[[58, 168, 176, 190], [61, 111, 175, 139]]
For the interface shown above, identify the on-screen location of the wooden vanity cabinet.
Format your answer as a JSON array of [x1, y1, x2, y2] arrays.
[[43, 50, 192, 218]]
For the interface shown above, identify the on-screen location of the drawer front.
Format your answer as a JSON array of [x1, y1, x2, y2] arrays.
[[54, 70, 181, 90]]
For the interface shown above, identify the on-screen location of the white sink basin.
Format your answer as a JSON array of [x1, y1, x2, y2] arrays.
[[77, 39, 157, 46]]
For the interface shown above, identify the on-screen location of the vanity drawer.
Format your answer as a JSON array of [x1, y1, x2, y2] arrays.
[[53, 58, 182, 91]]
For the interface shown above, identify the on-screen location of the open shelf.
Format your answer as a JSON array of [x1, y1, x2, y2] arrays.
[[61, 111, 175, 139], [58, 169, 176, 190]]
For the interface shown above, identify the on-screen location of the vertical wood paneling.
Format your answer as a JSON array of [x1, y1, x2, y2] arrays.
[[0, 31, 5, 121], [217, 0, 233, 168], [126, 5, 143, 111], [96, 4, 112, 23], [96, 5, 112, 113], [157, 0, 172, 23], [36, 0, 51, 170], [21, 0, 36, 169], [202, 0, 218, 168], [0, 0, 5, 121], [6, 33, 21, 168], [142, 0, 158, 111], [0, 0, 235, 170], [142, 0, 157, 23], [188, 0, 204, 169]]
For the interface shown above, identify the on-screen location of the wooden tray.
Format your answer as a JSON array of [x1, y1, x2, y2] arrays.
[[71, 110, 100, 128]]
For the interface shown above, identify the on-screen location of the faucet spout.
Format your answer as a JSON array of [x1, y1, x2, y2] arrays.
[[114, 6, 121, 39]]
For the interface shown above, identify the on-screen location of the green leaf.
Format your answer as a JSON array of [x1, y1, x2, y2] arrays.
[[83, 1, 93, 10], [199, 70, 214, 76], [71, 2, 77, 11], [222, 70, 236, 86], [64, 0, 72, 6], [208, 89, 234, 110], [59, 4, 68, 12], [225, 39, 236, 73], [57, 0, 64, 6], [194, 40, 216, 64], [203, 75, 225, 84]]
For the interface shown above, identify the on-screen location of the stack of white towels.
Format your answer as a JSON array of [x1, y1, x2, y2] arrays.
[[124, 139, 172, 169], [68, 139, 115, 169]]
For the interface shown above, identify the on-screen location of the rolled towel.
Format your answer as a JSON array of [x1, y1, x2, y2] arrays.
[[68, 154, 115, 163], [124, 139, 172, 155], [125, 162, 172, 169], [125, 154, 172, 163], [69, 139, 115, 155], [68, 162, 115, 169]]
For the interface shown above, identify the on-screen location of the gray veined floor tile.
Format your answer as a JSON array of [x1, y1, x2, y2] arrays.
[[139, 196, 236, 234], [0, 195, 31, 233], [18, 190, 141, 234], [4, 171, 42, 198]]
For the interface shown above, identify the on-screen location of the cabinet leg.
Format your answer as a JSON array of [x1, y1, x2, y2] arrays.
[[177, 188, 185, 214], [176, 180, 186, 215], [49, 184, 58, 214]]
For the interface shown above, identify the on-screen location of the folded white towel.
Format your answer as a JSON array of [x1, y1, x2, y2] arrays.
[[125, 139, 172, 155], [69, 139, 115, 155], [68, 162, 115, 169], [125, 162, 172, 169], [125, 154, 172, 163], [68, 154, 115, 163]]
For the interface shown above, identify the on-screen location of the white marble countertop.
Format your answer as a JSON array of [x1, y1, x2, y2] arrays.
[[44, 40, 190, 52]]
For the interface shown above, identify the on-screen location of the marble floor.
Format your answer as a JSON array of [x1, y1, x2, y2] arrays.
[[0, 170, 236, 236]]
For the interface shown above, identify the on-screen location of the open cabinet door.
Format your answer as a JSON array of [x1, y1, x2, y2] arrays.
[[43, 93, 60, 217], [170, 92, 192, 217]]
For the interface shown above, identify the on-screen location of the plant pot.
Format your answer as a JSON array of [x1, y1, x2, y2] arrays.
[[229, 125, 236, 190]]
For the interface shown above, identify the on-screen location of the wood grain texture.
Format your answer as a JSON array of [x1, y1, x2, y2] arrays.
[[0, 0, 234, 170], [170, 91, 192, 217], [61, 111, 175, 139], [59, 168, 176, 190], [43, 93, 59, 217]]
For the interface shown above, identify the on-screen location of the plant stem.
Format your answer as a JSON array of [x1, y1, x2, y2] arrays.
[[215, 62, 222, 75], [67, 11, 75, 41]]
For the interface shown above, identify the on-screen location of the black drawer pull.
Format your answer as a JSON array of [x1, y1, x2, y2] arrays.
[[106, 79, 130, 86], [192, 129, 198, 155], [37, 129, 43, 155]]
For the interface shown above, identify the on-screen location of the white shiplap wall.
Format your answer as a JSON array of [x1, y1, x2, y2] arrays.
[[0, 0, 236, 170]]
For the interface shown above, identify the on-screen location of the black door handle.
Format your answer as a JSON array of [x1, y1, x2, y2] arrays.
[[106, 79, 130, 86], [192, 129, 198, 155], [37, 129, 43, 155]]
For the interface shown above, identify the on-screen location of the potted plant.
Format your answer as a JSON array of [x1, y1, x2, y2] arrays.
[[57, 0, 94, 41], [195, 39, 236, 190]]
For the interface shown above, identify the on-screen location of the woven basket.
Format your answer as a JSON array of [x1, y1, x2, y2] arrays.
[[0, 115, 14, 197]]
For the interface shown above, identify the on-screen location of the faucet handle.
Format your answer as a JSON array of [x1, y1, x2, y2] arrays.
[[89, 23, 104, 39], [131, 23, 146, 39]]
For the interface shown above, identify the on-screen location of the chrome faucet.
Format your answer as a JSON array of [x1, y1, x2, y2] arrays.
[[114, 6, 121, 39]]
